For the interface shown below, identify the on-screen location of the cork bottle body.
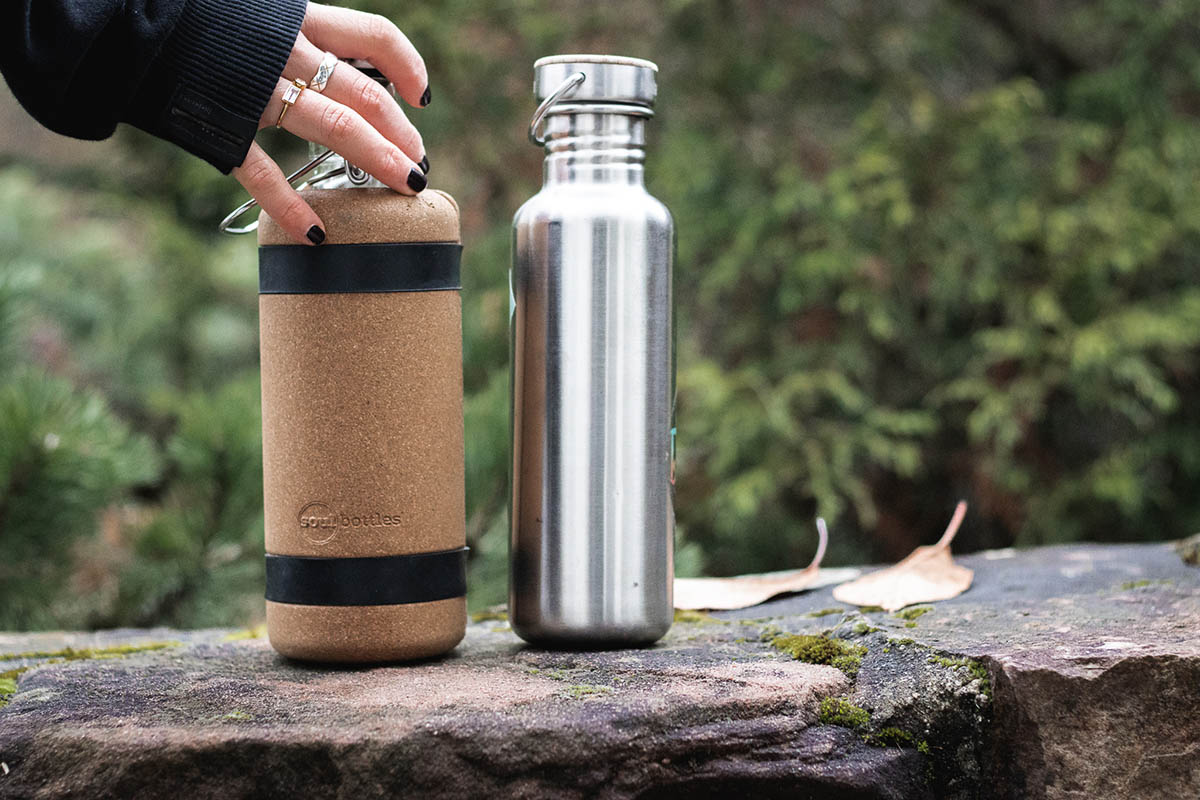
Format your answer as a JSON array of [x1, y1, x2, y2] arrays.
[[258, 188, 466, 662]]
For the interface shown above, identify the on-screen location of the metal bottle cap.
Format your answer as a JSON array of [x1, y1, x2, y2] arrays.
[[529, 55, 658, 146], [533, 54, 658, 107]]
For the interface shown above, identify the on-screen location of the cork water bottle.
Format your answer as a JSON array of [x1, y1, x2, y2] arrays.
[[256, 149, 467, 663]]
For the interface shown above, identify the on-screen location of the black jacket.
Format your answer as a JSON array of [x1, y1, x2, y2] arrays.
[[1, 0, 308, 173]]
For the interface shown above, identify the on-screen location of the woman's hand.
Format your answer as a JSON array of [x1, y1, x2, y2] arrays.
[[232, 3, 430, 244]]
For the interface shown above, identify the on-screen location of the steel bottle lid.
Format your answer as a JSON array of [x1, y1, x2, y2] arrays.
[[533, 54, 658, 107]]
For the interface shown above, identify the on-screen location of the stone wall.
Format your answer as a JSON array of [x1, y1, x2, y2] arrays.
[[2, 543, 1197, 799]]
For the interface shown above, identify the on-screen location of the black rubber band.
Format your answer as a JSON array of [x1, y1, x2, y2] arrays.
[[265, 547, 468, 606], [259, 242, 461, 294]]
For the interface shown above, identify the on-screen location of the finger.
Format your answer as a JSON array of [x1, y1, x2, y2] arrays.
[[287, 34, 426, 165], [277, 79, 427, 195], [232, 142, 326, 245], [301, 3, 429, 108]]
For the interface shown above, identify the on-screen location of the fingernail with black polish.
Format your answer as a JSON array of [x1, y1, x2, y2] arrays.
[[307, 225, 326, 245], [407, 168, 428, 193], [418, 154, 430, 174], [420, 85, 431, 107]]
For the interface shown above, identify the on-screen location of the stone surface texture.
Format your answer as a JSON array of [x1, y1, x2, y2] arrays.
[[1, 542, 1197, 800]]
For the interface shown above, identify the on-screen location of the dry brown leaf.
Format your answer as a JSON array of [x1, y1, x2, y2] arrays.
[[832, 500, 973, 612], [674, 519, 830, 610]]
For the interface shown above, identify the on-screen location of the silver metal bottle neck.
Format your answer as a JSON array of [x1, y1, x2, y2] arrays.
[[305, 142, 387, 189], [541, 110, 647, 186]]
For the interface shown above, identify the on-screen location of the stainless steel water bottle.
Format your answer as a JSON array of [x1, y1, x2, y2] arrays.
[[510, 55, 675, 645]]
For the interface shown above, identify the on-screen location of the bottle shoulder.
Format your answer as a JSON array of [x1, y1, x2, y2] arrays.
[[513, 185, 673, 230], [258, 188, 460, 245]]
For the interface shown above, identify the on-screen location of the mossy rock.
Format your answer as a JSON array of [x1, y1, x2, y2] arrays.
[[769, 633, 868, 678]]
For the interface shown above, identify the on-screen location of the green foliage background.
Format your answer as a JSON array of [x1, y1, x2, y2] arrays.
[[2, 0, 1200, 628]]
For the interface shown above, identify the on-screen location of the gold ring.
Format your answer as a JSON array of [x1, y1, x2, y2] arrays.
[[276, 78, 308, 128]]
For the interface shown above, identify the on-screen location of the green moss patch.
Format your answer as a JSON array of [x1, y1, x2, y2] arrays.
[[806, 608, 845, 618], [769, 633, 868, 678], [673, 609, 728, 625], [0, 642, 178, 661], [929, 654, 992, 699], [0, 665, 31, 708], [563, 684, 614, 699], [1117, 579, 1170, 590], [470, 608, 509, 623], [893, 606, 933, 621], [222, 626, 265, 642], [863, 726, 917, 748], [818, 696, 870, 728]]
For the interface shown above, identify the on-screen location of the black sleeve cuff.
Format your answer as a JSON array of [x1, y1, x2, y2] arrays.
[[126, 0, 308, 173]]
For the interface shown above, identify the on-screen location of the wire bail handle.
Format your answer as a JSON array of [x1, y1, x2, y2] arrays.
[[218, 148, 342, 235], [528, 71, 586, 146]]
